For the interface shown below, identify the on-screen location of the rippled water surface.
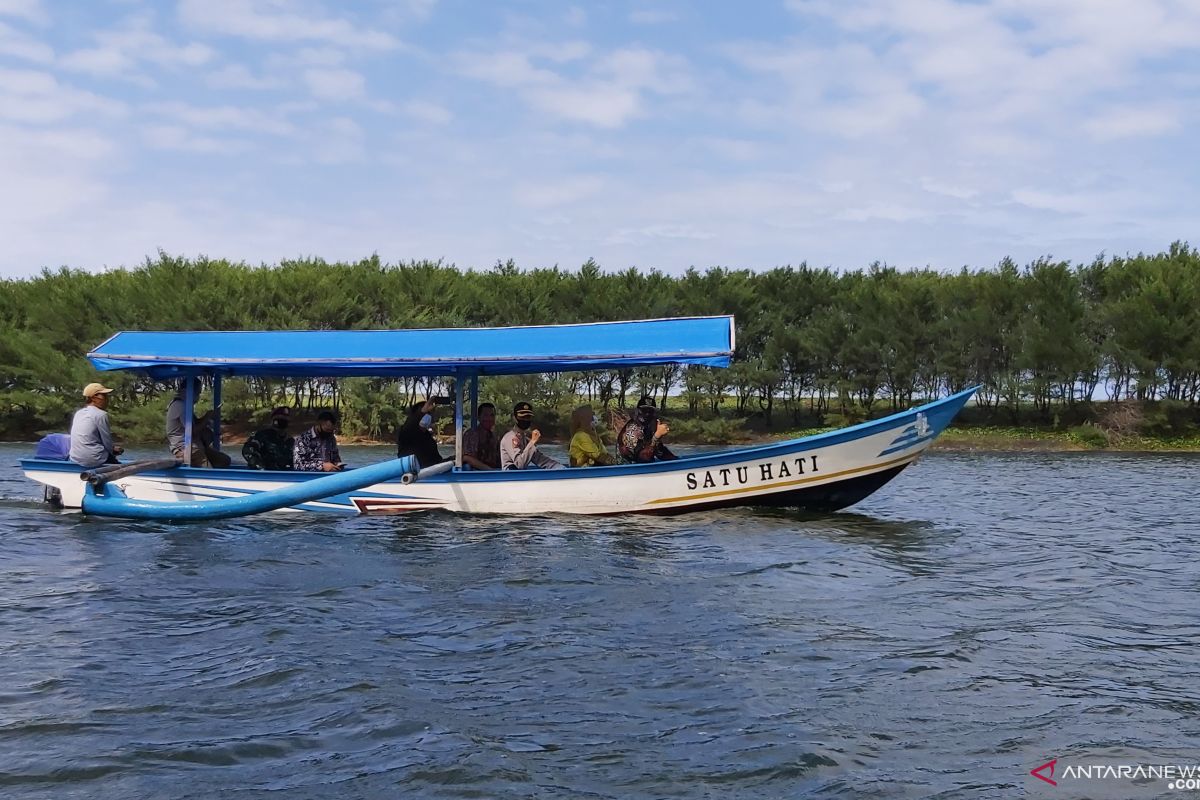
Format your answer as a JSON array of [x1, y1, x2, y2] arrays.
[[1, 443, 1197, 798]]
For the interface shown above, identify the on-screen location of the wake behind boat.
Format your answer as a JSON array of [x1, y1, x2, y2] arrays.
[[21, 317, 976, 519]]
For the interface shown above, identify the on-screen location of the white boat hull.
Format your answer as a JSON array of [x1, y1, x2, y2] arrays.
[[22, 390, 974, 517]]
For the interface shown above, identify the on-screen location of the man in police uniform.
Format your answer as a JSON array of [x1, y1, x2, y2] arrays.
[[500, 401, 564, 470]]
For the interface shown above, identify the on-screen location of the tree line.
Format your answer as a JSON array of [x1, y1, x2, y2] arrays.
[[0, 243, 1197, 441]]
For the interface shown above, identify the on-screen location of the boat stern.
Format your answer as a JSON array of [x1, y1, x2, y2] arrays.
[[21, 459, 88, 508]]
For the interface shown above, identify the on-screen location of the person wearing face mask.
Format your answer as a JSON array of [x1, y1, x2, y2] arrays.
[[294, 410, 345, 472], [617, 395, 677, 463], [568, 405, 614, 467], [396, 399, 449, 469], [241, 406, 295, 470], [500, 401, 564, 470], [462, 402, 500, 470]]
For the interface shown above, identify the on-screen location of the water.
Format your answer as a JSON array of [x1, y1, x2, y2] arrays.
[[1, 443, 1197, 799]]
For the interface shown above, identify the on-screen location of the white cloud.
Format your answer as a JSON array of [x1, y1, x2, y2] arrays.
[[564, 6, 586, 27], [456, 51, 556, 89], [0, 67, 124, 123], [525, 84, 640, 128], [787, 0, 1200, 106], [145, 101, 296, 136], [0, 123, 116, 262], [512, 175, 605, 208], [1011, 187, 1106, 215], [1083, 105, 1181, 140], [402, 100, 452, 125], [738, 0, 1200, 148], [60, 16, 214, 83], [309, 117, 365, 164], [454, 45, 692, 128], [699, 137, 762, 162], [529, 40, 591, 63], [0, 19, 51, 61], [206, 63, 283, 90], [143, 124, 251, 154], [286, 47, 348, 67], [630, 9, 678, 25], [0, 0, 44, 24], [178, 0, 400, 50], [605, 223, 716, 245], [835, 203, 927, 223], [376, 0, 439, 25], [0, 0, 1193, 277], [302, 67, 365, 101], [920, 177, 978, 200]]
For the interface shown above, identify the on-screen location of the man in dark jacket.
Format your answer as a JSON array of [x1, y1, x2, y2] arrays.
[[397, 399, 449, 469], [242, 406, 294, 470]]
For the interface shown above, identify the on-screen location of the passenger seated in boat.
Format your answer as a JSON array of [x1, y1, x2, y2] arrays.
[[568, 405, 615, 467], [242, 406, 294, 470], [500, 401, 564, 470], [294, 410, 345, 472], [397, 399, 450, 469], [69, 382, 124, 468], [618, 396, 677, 464], [165, 378, 231, 468], [462, 402, 500, 470]]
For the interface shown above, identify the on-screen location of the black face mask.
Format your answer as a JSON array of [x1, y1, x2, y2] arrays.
[[516, 419, 532, 430], [273, 419, 289, 430]]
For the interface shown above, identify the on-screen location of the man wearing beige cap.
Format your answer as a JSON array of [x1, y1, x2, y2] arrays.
[[69, 383, 124, 468]]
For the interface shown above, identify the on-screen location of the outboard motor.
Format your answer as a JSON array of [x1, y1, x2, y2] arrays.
[[34, 434, 71, 507]]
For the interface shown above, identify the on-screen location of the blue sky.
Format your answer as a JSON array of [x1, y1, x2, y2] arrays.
[[0, 0, 1197, 277]]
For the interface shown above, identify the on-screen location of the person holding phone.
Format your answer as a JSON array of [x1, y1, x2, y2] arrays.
[[618, 395, 677, 463], [294, 410, 345, 472], [397, 399, 449, 469]]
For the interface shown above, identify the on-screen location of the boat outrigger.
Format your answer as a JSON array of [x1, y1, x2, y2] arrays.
[[21, 317, 976, 520]]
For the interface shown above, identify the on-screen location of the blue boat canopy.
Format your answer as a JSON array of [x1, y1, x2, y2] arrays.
[[87, 316, 736, 378]]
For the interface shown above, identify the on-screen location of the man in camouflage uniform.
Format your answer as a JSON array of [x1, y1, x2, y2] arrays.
[[242, 406, 295, 470]]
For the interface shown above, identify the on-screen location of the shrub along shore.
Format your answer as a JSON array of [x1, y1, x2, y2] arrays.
[[2, 246, 1197, 449]]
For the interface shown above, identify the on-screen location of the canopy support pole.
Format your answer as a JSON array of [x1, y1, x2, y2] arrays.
[[453, 372, 464, 470], [183, 377, 195, 462], [469, 374, 479, 428], [211, 373, 222, 452]]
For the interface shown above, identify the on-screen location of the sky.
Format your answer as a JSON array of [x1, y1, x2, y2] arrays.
[[0, 0, 1197, 278]]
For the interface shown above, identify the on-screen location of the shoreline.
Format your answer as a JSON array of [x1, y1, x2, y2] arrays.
[[8, 428, 1197, 453]]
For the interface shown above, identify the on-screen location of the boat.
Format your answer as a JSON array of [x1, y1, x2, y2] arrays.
[[21, 317, 977, 519]]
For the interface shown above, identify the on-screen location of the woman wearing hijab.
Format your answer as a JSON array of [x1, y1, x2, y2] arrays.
[[568, 405, 615, 467], [617, 395, 677, 464]]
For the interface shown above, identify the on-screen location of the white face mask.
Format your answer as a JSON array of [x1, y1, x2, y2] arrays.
[[419, 413, 433, 429]]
